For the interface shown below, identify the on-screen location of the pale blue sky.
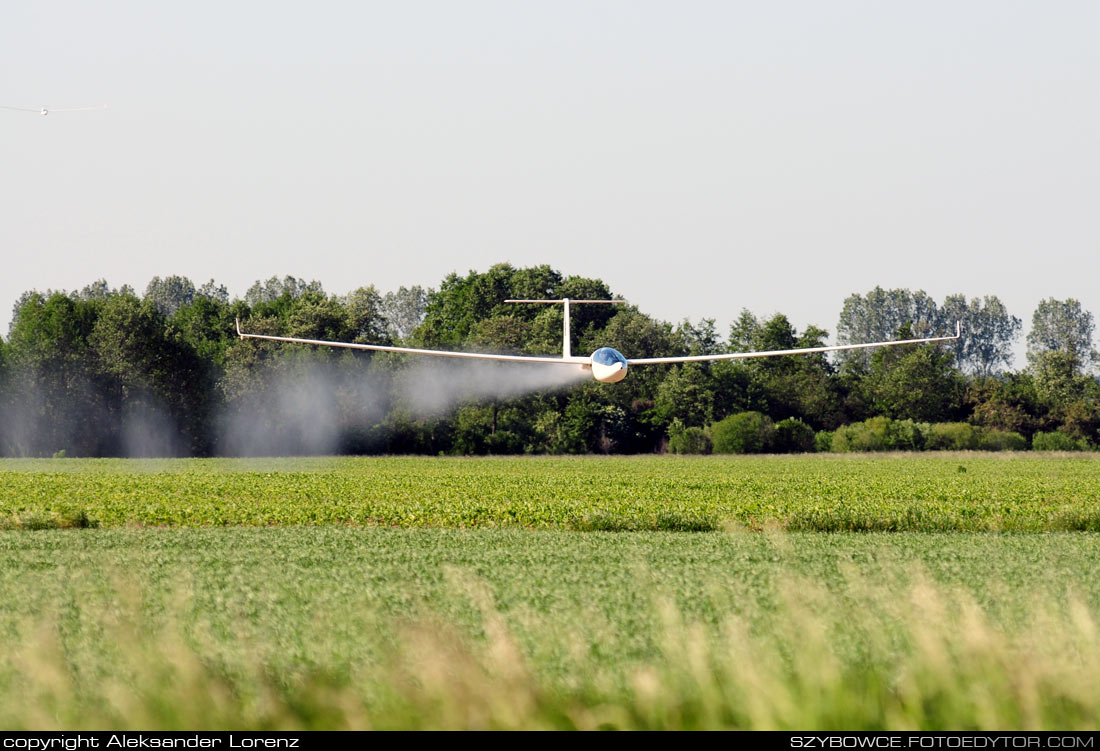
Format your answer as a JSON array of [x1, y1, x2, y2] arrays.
[[2, 1, 1097, 362]]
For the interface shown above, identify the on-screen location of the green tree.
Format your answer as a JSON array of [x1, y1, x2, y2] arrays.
[[1027, 298, 1096, 375], [244, 276, 324, 306], [581, 307, 685, 451], [724, 311, 844, 429], [728, 309, 762, 353], [416, 264, 615, 354], [966, 374, 1042, 438], [415, 265, 524, 348], [144, 275, 196, 318], [466, 317, 534, 354], [676, 318, 722, 356], [858, 328, 965, 423], [75, 279, 136, 301], [170, 294, 243, 368], [344, 286, 390, 345], [836, 287, 940, 368], [4, 292, 110, 456], [939, 294, 1021, 376], [655, 363, 716, 427], [380, 285, 430, 342], [196, 279, 230, 304], [90, 294, 210, 455]]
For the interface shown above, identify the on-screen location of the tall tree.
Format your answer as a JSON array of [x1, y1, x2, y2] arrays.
[[676, 318, 722, 356], [345, 286, 390, 345], [726, 312, 843, 428], [90, 294, 210, 455], [416, 264, 614, 352], [728, 309, 762, 353], [940, 294, 1021, 376], [1026, 298, 1097, 375], [144, 275, 197, 318], [196, 279, 230, 304], [836, 287, 940, 367], [76, 279, 135, 301], [379, 285, 430, 341], [655, 363, 716, 427], [857, 325, 965, 423], [3, 292, 109, 455], [244, 276, 324, 306]]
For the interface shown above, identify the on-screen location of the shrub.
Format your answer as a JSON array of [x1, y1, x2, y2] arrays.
[[831, 417, 924, 452], [711, 412, 775, 454], [485, 430, 524, 455], [977, 430, 1027, 452], [891, 420, 924, 450], [774, 418, 816, 454], [924, 423, 980, 451], [667, 419, 713, 455], [814, 430, 834, 453], [1032, 431, 1090, 452]]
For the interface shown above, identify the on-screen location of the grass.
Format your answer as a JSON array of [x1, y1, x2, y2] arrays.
[[1, 528, 1100, 729], [5, 454, 1100, 729], [3, 453, 1100, 531]]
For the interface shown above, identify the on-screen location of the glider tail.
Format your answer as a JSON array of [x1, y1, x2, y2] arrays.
[[504, 298, 626, 360]]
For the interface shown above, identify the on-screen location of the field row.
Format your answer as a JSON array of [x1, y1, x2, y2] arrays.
[[1, 528, 1099, 729], [3, 454, 1100, 531]]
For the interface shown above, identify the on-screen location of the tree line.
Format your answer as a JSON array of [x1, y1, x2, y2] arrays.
[[0, 263, 1097, 457]]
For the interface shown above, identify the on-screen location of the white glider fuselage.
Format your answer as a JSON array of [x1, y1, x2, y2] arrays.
[[589, 347, 629, 383]]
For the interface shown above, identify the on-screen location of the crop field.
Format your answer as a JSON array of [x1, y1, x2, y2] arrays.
[[2, 454, 1100, 730], [2, 528, 1100, 729], [3, 453, 1100, 531]]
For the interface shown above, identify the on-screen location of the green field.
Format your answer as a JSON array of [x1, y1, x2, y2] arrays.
[[2, 455, 1100, 730], [3, 453, 1100, 531]]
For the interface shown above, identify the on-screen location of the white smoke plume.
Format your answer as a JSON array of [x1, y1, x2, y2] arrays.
[[119, 400, 187, 458], [214, 356, 588, 456], [216, 362, 387, 457], [0, 371, 187, 458], [0, 356, 590, 458], [394, 358, 588, 415]]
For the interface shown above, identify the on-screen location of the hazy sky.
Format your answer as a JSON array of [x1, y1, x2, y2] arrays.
[[2, 1, 1097, 363]]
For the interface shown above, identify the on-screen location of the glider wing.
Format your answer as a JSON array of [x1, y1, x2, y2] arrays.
[[627, 322, 961, 365], [235, 319, 583, 365]]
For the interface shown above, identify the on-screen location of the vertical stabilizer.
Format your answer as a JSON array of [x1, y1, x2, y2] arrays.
[[562, 298, 571, 359], [503, 298, 627, 360]]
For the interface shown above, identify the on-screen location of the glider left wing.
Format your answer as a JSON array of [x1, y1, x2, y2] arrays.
[[235, 318, 583, 365]]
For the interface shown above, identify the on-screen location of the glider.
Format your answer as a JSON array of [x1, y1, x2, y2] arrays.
[[236, 299, 961, 384], [0, 104, 108, 116]]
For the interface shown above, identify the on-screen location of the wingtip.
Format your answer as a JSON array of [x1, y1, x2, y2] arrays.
[[235, 317, 243, 338]]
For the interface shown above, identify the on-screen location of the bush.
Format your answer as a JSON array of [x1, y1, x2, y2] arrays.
[[924, 423, 980, 451], [831, 417, 923, 452], [1032, 431, 1090, 452], [977, 430, 1027, 452], [774, 418, 816, 454], [711, 412, 775, 454], [826, 421, 1029, 453], [485, 430, 525, 454], [667, 419, 713, 455]]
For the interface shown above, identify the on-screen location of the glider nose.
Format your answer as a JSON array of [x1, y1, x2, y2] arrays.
[[590, 347, 629, 383], [592, 361, 628, 383]]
